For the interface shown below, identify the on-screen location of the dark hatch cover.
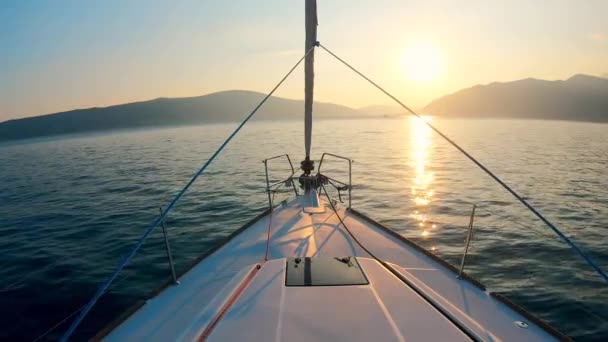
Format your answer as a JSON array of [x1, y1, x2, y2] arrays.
[[285, 257, 369, 286]]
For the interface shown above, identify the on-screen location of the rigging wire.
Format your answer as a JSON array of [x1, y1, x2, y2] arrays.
[[317, 43, 608, 284], [264, 210, 273, 262], [34, 305, 85, 342], [413, 188, 553, 237], [0, 260, 61, 293], [320, 185, 378, 260], [59, 46, 316, 341], [264, 186, 280, 261], [263, 178, 291, 261], [0, 248, 124, 294], [32, 271, 134, 342]]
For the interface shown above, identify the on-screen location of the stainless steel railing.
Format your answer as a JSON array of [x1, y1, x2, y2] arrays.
[[263, 154, 299, 209], [458, 204, 477, 278], [159, 207, 179, 284], [318, 152, 353, 209], [261, 152, 353, 209]]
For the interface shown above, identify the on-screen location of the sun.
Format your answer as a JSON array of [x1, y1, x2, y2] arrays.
[[401, 42, 444, 82]]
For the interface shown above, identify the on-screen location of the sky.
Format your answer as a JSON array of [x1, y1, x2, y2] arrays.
[[1, 0, 607, 121]]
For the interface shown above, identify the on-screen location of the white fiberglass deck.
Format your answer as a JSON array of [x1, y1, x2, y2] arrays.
[[104, 196, 562, 341]]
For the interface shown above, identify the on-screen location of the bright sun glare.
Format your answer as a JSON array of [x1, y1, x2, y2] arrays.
[[402, 42, 444, 82]]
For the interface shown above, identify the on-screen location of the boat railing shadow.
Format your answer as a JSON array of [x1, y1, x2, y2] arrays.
[[269, 207, 359, 258]]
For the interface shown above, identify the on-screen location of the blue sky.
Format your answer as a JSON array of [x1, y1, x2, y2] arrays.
[[1, 0, 607, 120]]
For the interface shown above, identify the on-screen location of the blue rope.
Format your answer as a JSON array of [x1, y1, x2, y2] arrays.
[[318, 43, 608, 284], [60, 46, 315, 341]]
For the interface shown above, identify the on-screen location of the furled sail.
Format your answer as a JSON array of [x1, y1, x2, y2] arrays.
[[304, 0, 317, 162]]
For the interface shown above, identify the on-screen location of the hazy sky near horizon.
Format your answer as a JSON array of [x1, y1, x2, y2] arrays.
[[1, 0, 607, 121]]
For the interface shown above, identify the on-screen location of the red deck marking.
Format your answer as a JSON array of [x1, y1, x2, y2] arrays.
[[197, 263, 263, 341]]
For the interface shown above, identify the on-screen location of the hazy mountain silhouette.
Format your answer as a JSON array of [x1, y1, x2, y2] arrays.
[[424, 74, 608, 122], [2, 75, 607, 142], [0, 90, 364, 142]]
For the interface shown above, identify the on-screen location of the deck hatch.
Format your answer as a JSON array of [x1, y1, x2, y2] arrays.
[[285, 257, 369, 286]]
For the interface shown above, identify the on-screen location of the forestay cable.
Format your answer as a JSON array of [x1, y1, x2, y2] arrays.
[[60, 46, 315, 341], [318, 43, 608, 283]]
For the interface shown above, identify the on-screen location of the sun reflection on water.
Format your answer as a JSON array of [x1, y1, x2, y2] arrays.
[[407, 116, 435, 241]]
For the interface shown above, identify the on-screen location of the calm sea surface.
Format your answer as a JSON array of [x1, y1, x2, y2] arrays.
[[1, 118, 607, 341]]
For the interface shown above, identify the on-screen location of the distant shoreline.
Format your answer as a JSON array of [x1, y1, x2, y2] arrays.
[[2, 116, 606, 147], [2, 75, 607, 143]]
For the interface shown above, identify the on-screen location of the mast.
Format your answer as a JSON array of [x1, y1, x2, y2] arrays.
[[301, 0, 317, 175]]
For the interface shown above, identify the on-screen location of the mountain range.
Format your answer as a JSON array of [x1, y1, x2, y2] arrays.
[[1, 74, 607, 142], [0, 91, 366, 142], [423, 74, 608, 122]]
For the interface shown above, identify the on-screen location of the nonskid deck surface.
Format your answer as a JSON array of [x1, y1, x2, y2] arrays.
[[200, 257, 470, 342], [105, 197, 559, 341]]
